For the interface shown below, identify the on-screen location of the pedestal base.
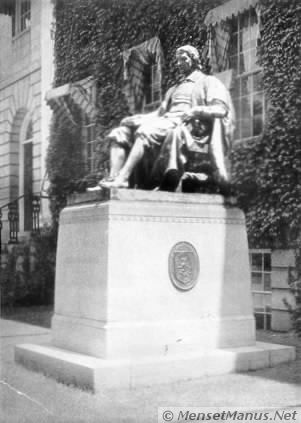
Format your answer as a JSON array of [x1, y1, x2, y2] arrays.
[[15, 190, 296, 390], [15, 342, 295, 392]]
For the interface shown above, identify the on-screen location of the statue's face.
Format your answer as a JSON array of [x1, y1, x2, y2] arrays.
[[176, 51, 193, 75]]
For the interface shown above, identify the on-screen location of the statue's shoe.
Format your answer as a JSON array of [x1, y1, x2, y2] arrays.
[[87, 185, 102, 192], [99, 178, 129, 189], [87, 177, 115, 191]]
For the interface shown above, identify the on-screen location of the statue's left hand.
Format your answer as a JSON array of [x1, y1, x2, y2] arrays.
[[182, 105, 227, 123], [182, 107, 203, 123]]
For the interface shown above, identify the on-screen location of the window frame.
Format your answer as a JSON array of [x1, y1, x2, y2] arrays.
[[82, 115, 97, 173], [143, 63, 162, 113], [11, 0, 31, 38], [249, 249, 272, 330], [227, 8, 265, 143]]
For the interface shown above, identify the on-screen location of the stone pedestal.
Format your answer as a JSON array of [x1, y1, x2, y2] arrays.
[[15, 190, 295, 391]]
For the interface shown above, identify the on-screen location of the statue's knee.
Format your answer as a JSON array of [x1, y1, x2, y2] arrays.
[[107, 126, 132, 147], [135, 124, 148, 139], [135, 129, 152, 149]]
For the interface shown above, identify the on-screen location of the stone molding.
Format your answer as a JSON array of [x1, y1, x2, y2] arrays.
[[60, 211, 244, 225], [53, 313, 256, 329], [62, 190, 244, 225], [67, 189, 231, 206]]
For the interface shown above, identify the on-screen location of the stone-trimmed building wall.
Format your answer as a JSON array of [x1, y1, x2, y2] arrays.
[[0, 0, 54, 243]]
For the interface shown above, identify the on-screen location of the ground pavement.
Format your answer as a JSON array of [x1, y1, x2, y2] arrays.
[[0, 318, 301, 423]]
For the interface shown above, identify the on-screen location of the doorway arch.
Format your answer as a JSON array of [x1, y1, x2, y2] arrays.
[[9, 109, 34, 234]]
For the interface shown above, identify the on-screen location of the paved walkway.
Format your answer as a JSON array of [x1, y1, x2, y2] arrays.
[[0, 318, 50, 338], [0, 318, 301, 423]]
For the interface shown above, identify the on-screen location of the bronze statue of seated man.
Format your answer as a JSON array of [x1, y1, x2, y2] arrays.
[[92, 45, 235, 193]]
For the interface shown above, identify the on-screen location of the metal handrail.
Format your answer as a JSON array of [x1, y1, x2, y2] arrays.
[[0, 193, 49, 211], [0, 194, 26, 211], [0, 193, 49, 255]]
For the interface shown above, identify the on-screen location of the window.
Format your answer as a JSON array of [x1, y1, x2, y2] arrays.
[[228, 8, 264, 141], [20, 0, 30, 32], [82, 116, 97, 173], [46, 76, 97, 173], [123, 37, 163, 114], [143, 63, 162, 112], [11, 0, 31, 37], [250, 250, 272, 330]]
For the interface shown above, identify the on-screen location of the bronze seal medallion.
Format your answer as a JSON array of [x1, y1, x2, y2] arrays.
[[168, 242, 200, 291]]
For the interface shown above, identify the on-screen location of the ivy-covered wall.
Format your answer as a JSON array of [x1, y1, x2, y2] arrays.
[[231, 0, 301, 248], [48, 0, 301, 250]]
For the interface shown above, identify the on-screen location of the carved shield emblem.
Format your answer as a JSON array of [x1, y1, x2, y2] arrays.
[[169, 242, 199, 291]]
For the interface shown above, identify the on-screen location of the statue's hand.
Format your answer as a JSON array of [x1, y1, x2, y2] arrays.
[[182, 105, 226, 123], [182, 108, 201, 123]]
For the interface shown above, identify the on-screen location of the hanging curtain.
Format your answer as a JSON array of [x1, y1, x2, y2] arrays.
[[242, 21, 259, 74], [207, 21, 231, 74], [204, 0, 259, 25], [204, 0, 260, 74], [123, 36, 164, 113], [255, 3, 262, 48]]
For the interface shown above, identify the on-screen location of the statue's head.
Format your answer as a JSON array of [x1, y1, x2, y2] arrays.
[[176, 45, 202, 75]]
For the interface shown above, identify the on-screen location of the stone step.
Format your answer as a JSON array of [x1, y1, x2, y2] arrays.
[[15, 342, 296, 392]]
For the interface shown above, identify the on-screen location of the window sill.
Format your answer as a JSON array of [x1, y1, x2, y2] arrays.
[[233, 67, 262, 79], [12, 27, 31, 42], [143, 102, 160, 113], [232, 135, 262, 146]]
